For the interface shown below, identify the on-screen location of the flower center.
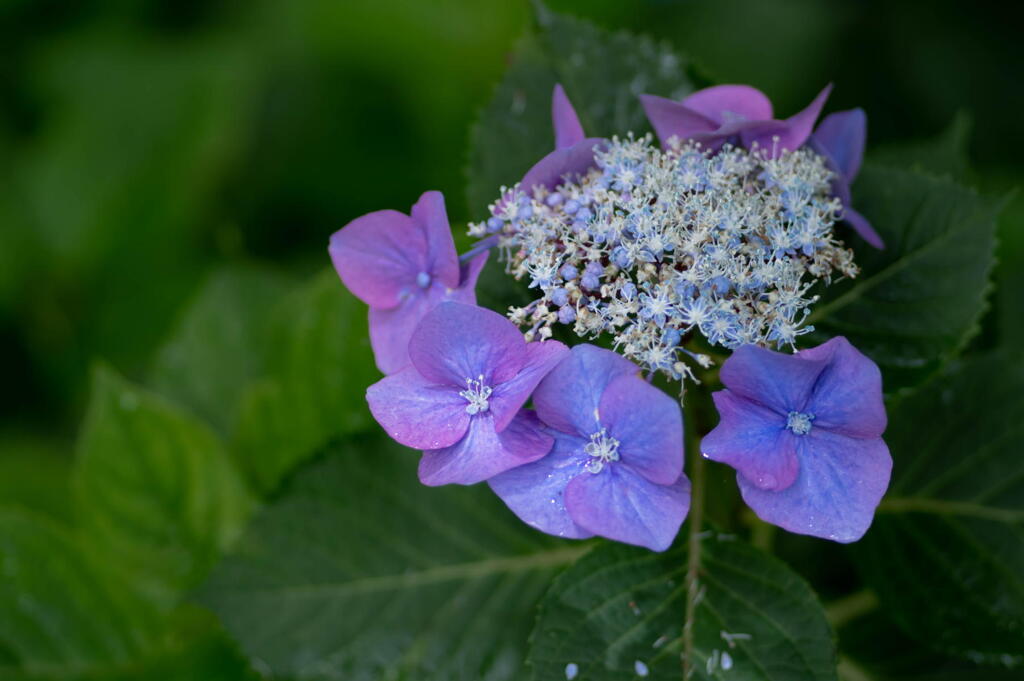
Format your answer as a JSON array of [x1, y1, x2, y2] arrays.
[[583, 428, 620, 473], [785, 410, 814, 435], [459, 375, 493, 415], [416, 271, 432, 288]]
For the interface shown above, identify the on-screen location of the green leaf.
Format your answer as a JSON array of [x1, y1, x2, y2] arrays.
[[466, 5, 693, 218], [807, 165, 999, 391], [199, 437, 586, 681], [232, 270, 378, 493], [75, 365, 255, 604], [0, 434, 73, 523], [528, 537, 837, 681], [532, 2, 695, 137], [837, 611, 1024, 681], [150, 264, 294, 435], [0, 509, 162, 673], [854, 353, 1024, 663], [18, 35, 256, 374]]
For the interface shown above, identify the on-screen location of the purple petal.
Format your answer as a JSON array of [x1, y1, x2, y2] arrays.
[[738, 429, 891, 543], [489, 340, 570, 432], [843, 206, 885, 249], [599, 375, 683, 485], [366, 366, 469, 449], [639, 94, 718, 148], [681, 84, 773, 124], [418, 410, 553, 486], [742, 83, 832, 155], [408, 302, 526, 388], [564, 466, 690, 552], [410, 191, 460, 290], [702, 390, 798, 491], [519, 138, 605, 194], [533, 344, 638, 438], [488, 432, 594, 540], [720, 344, 828, 414], [368, 289, 438, 374], [811, 109, 865, 181], [552, 84, 585, 150], [328, 209, 426, 308], [797, 337, 887, 439]]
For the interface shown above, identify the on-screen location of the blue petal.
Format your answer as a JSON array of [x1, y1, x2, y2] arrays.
[[738, 429, 891, 543], [599, 375, 683, 485], [564, 466, 690, 552], [488, 432, 593, 540], [532, 345, 638, 438], [702, 390, 799, 491]]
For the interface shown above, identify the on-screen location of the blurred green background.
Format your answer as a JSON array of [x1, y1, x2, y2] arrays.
[[1, 0, 1021, 481]]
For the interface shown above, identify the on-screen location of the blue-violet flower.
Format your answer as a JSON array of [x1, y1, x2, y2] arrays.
[[366, 302, 568, 486], [701, 337, 891, 542], [489, 344, 690, 551], [330, 191, 488, 374]]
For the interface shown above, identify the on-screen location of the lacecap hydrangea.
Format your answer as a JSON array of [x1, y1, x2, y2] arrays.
[[329, 81, 890, 550]]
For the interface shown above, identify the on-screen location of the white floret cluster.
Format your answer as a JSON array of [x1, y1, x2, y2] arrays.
[[469, 135, 858, 382]]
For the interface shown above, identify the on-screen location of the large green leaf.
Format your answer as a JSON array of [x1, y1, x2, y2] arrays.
[[0, 509, 161, 674], [529, 538, 837, 681], [466, 4, 694, 218], [75, 365, 255, 605], [854, 353, 1024, 663], [231, 270, 378, 493], [199, 437, 586, 681], [150, 265, 293, 435], [807, 165, 999, 391]]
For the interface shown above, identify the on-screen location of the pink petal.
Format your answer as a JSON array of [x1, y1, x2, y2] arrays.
[[328, 209, 426, 309], [366, 366, 469, 449], [418, 410, 553, 486], [408, 302, 526, 388], [552, 84, 586, 150], [681, 84, 773, 124], [410, 191, 460, 290], [489, 340, 569, 432]]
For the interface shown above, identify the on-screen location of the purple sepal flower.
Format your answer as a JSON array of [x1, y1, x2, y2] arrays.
[[518, 84, 605, 195], [809, 109, 885, 249], [489, 344, 689, 551], [329, 191, 488, 374], [366, 302, 568, 486], [640, 83, 832, 157], [702, 337, 891, 543]]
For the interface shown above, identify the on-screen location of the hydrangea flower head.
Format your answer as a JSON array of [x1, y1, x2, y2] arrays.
[[489, 344, 690, 551], [810, 109, 884, 248], [366, 302, 568, 486], [329, 191, 488, 373], [701, 336, 891, 542], [471, 134, 859, 382], [640, 83, 832, 156]]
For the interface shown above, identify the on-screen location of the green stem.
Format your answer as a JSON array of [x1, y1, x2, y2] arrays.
[[682, 396, 706, 680], [825, 588, 879, 630]]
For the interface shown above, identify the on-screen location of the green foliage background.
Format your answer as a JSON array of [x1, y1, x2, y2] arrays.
[[0, 1, 1021, 680]]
